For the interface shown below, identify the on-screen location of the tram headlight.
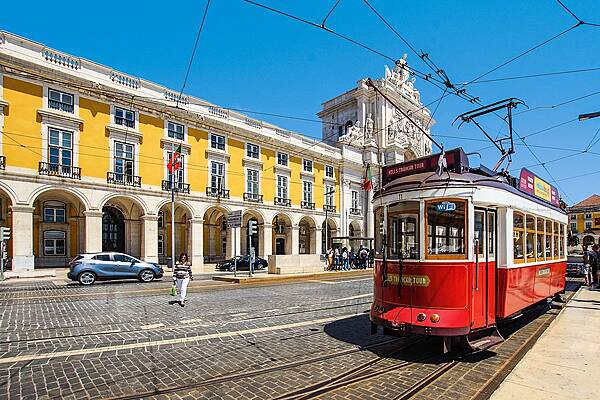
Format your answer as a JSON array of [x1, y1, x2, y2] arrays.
[[416, 313, 426, 322], [430, 314, 440, 323]]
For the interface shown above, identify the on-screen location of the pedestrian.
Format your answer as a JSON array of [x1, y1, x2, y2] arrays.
[[359, 245, 368, 269], [368, 248, 374, 268], [342, 247, 349, 271], [169, 253, 193, 307], [583, 244, 595, 286], [326, 247, 334, 271], [593, 244, 600, 287], [334, 248, 340, 270]]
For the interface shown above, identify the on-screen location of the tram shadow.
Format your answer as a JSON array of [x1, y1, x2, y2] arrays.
[[322, 313, 471, 364]]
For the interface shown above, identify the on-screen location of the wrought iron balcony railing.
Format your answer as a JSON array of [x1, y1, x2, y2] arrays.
[[206, 186, 230, 199], [324, 204, 336, 213], [350, 207, 362, 216], [107, 172, 141, 187], [301, 201, 315, 210], [0, 156, 5, 170], [115, 116, 135, 128], [274, 197, 291, 207], [244, 192, 263, 203], [48, 99, 74, 113], [39, 162, 81, 179], [162, 180, 190, 194]]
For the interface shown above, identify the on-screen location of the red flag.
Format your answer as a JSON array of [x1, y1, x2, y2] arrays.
[[363, 163, 373, 191], [167, 144, 182, 173]]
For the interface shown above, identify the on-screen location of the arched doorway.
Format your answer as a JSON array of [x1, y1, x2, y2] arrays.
[[102, 206, 125, 253], [299, 216, 316, 254], [203, 207, 228, 262], [272, 214, 292, 255], [583, 235, 595, 246], [322, 219, 337, 252], [242, 210, 264, 256]]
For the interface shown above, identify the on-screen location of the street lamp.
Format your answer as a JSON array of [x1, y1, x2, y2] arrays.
[[579, 111, 600, 121], [324, 188, 335, 254]]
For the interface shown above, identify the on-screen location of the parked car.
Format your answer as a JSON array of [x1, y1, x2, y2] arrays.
[[216, 256, 268, 272], [68, 252, 164, 285]]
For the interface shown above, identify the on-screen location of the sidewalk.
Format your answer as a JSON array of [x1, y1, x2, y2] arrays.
[[491, 286, 600, 400]]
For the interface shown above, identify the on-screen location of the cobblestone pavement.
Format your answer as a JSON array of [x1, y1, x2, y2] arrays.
[[0, 276, 580, 400]]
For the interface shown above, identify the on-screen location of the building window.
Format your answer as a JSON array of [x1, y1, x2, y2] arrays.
[[325, 184, 334, 206], [210, 133, 225, 150], [303, 159, 313, 173], [585, 213, 592, 219], [48, 88, 74, 113], [585, 221, 592, 230], [246, 143, 259, 159], [426, 199, 466, 256], [277, 175, 288, 199], [571, 222, 577, 232], [44, 230, 66, 256], [158, 234, 165, 255], [48, 128, 73, 167], [167, 122, 184, 140], [115, 107, 135, 128], [44, 201, 66, 223], [277, 152, 288, 166], [302, 181, 313, 203], [246, 168, 259, 195], [115, 142, 134, 179], [167, 151, 184, 183], [351, 190, 359, 210], [325, 165, 334, 178], [210, 161, 225, 191]]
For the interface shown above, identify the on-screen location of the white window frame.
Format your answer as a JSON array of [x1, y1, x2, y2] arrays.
[[210, 133, 226, 151], [571, 222, 577, 232], [166, 121, 186, 141], [246, 143, 260, 159], [351, 190, 359, 210], [47, 127, 73, 168], [43, 200, 67, 223], [277, 152, 288, 167], [585, 213, 592, 219], [303, 159, 313, 173], [246, 168, 260, 195], [43, 230, 66, 256], [163, 144, 189, 184], [303, 181, 313, 203], [114, 141, 136, 179], [113, 106, 137, 129], [277, 175, 289, 200], [325, 165, 334, 179], [47, 88, 75, 114], [325, 184, 334, 206], [585, 221, 592, 230], [158, 234, 165, 256], [210, 160, 226, 192]]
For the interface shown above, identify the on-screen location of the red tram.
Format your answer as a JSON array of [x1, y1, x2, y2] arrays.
[[370, 148, 567, 352]]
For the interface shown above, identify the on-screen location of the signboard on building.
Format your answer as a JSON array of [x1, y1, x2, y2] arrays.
[[383, 148, 469, 184], [518, 169, 559, 206]]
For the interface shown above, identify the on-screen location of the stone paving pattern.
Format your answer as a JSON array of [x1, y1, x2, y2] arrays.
[[0, 276, 580, 399]]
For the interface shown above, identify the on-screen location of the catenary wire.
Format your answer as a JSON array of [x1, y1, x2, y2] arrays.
[[514, 89, 600, 116], [467, 66, 600, 84]]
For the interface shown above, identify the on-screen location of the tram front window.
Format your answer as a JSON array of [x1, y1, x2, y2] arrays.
[[426, 199, 466, 257], [388, 201, 420, 259]]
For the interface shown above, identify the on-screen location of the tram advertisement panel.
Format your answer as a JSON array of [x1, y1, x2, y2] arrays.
[[383, 148, 469, 184], [519, 168, 559, 206]]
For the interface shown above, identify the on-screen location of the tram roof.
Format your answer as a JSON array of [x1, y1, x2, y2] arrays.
[[377, 148, 566, 214]]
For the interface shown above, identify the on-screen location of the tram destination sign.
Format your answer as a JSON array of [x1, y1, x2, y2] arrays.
[[518, 168, 560, 206], [383, 148, 469, 185]]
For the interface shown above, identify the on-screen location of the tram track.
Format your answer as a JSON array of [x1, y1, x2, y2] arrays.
[[100, 336, 418, 400]]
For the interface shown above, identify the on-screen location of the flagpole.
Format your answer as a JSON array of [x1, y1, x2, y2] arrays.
[[171, 172, 176, 272]]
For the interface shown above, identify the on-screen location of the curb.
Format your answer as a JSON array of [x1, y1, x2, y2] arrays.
[[212, 269, 373, 284]]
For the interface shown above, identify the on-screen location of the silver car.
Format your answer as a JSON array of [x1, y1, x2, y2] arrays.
[[68, 252, 164, 285]]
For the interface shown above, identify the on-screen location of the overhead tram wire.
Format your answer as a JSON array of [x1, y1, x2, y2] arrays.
[[514, 89, 600, 116], [555, 0, 600, 27], [468, 66, 600, 84], [176, 0, 212, 108], [321, 0, 343, 27]]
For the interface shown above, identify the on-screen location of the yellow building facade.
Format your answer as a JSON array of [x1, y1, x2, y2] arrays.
[[0, 31, 371, 273]]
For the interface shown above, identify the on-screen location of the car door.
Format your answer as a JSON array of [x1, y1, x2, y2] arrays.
[[112, 254, 138, 277], [90, 254, 113, 277]]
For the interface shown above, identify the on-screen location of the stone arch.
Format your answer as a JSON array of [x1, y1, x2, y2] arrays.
[[158, 200, 196, 265], [242, 209, 265, 257], [155, 198, 197, 219], [31, 188, 88, 268], [583, 235, 595, 246], [349, 220, 362, 237], [299, 216, 317, 254], [98, 193, 149, 217], [0, 186, 15, 264], [203, 206, 230, 263], [272, 213, 293, 255], [0, 181, 18, 206], [100, 195, 147, 257], [322, 218, 338, 251], [27, 185, 90, 211]]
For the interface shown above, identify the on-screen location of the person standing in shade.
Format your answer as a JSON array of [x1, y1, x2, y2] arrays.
[[593, 244, 600, 287], [170, 253, 193, 307], [342, 247, 350, 271]]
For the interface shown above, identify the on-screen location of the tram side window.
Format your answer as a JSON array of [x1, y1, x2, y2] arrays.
[[474, 211, 485, 256], [513, 212, 525, 263], [526, 215, 535, 262], [536, 218, 545, 261], [559, 224, 565, 257], [374, 208, 384, 256], [553, 221, 559, 258], [392, 216, 419, 259], [488, 213, 495, 258], [545, 219, 552, 258], [427, 200, 466, 257]]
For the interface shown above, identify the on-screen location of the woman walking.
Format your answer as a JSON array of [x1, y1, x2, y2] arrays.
[[170, 253, 192, 307]]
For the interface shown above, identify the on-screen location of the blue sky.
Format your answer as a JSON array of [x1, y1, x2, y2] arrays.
[[2, 0, 599, 204]]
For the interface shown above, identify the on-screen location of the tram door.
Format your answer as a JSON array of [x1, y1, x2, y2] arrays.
[[473, 209, 496, 329]]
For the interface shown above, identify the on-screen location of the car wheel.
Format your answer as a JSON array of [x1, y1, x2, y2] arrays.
[[78, 271, 96, 285], [228, 265, 235, 272], [139, 269, 156, 283]]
